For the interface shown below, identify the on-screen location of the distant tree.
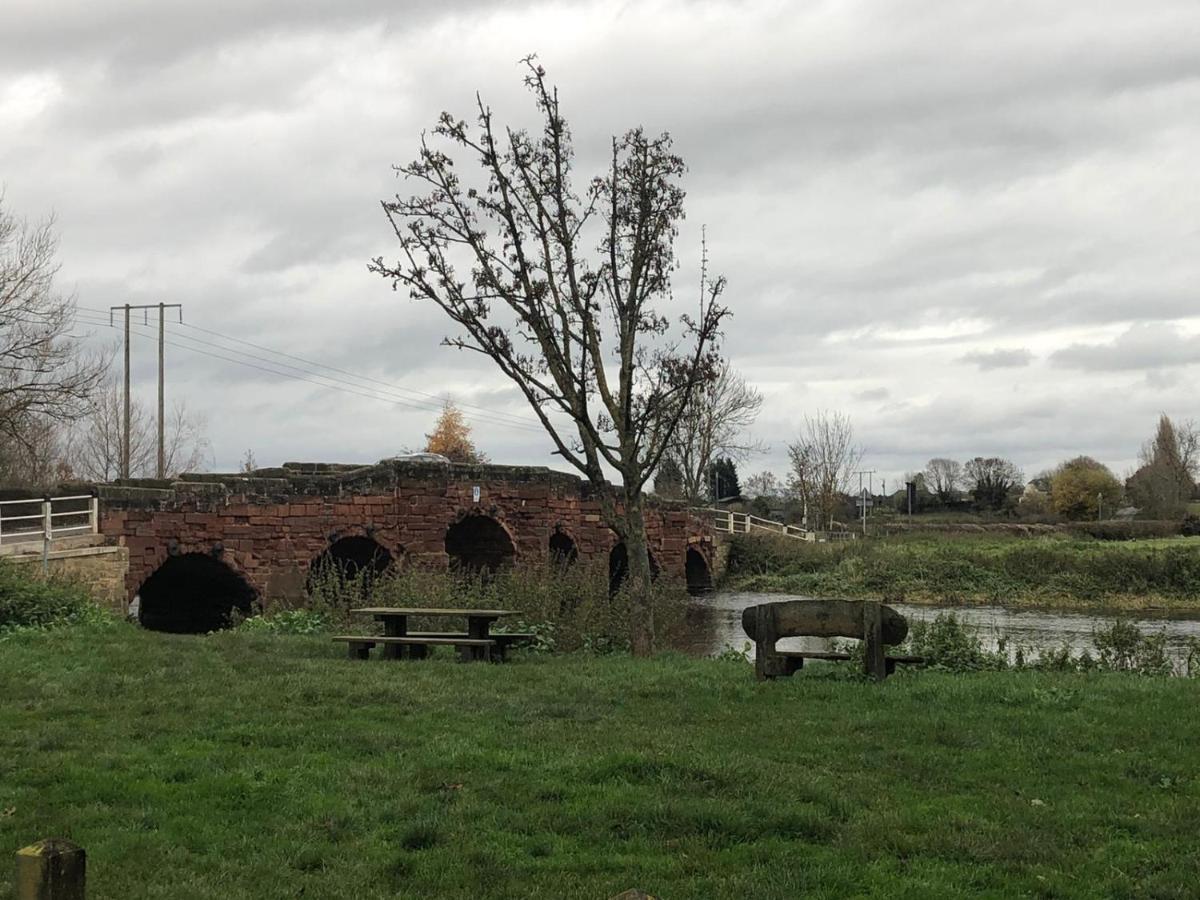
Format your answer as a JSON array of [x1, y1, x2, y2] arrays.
[[68, 382, 211, 481], [964, 457, 1024, 511], [424, 401, 487, 464], [371, 60, 728, 655], [1049, 456, 1122, 520], [743, 470, 780, 498], [0, 416, 71, 488], [706, 456, 741, 502], [1, 197, 107, 455], [240, 449, 259, 474], [787, 411, 863, 529], [663, 359, 762, 502], [923, 458, 962, 506], [1019, 483, 1052, 516], [652, 455, 684, 500], [1126, 414, 1196, 518]]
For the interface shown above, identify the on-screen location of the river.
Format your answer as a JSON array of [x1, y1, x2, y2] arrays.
[[683, 591, 1200, 668]]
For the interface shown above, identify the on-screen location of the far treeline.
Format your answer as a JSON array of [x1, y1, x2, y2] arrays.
[[654, 411, 1200, 529]]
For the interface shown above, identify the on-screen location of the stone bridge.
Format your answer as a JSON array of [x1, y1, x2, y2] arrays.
[[97, 457, 718, 632]]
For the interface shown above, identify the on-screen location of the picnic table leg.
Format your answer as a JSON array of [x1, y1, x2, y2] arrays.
[[381, 615, 408, 660], [466, 615, 495, 662]]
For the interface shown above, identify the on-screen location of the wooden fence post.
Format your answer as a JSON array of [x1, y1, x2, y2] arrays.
[[862, 601, 886, 682], [15, 838, 86, 899]]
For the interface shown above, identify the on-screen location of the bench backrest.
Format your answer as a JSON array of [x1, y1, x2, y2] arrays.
[[741, 599, 908, 647]]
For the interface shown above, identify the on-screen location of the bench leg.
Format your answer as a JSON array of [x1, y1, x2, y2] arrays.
[[382, 643, 404, 661], [348, 642, 373, 660], [862, 601, 887, 682], [885, 658, 897, 677]]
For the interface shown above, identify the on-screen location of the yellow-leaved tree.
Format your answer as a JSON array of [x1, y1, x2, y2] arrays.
[[424, 401, 486, 464]]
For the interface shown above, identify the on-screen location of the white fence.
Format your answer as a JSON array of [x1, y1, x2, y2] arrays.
[[0, 494, 100, 571], [695, 507, 856, 543]]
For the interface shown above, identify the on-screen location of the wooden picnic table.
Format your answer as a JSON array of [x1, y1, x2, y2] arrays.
[[335, 607, 525, 662]]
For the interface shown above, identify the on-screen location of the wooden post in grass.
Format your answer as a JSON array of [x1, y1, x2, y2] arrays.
[[862, 600, 886, 682], [15, 839, 86, 899]]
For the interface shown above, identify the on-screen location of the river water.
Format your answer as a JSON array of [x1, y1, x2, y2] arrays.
[[683, 591, 1200, 667]]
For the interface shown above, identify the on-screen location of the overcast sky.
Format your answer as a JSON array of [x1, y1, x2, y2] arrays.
[[3, 0, 1199, 490]]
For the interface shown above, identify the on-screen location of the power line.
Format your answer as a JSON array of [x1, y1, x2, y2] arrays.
[[66, 311, 549, 435], [73, 304, 546, 431]]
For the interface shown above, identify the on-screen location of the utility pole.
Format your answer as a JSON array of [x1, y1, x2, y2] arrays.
[[158, 303, 165, 478], [122, 304, 130, 478], [110, 303, 182, 480]]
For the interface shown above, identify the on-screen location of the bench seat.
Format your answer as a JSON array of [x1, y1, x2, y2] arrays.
[[774, 649, 925, 676], [332, 634, 497, 661]]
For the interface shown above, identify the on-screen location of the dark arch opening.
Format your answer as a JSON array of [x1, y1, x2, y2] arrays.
[[307, 536, 395, 596], [608, 542, 661, 595], [138, 553, 256, 634], [549, 530, 578, 567], [445, 514, 516, 574], [685, 547, 713, 595]]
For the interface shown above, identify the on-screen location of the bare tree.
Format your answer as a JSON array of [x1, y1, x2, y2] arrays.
[[68, 381, 211, 481], [0, 197, 106, 448], [963, 457, 1024, 511], [923, 457, 963, 505], [743, 471, 780, 498], [239, 449, 259, 473], [0, 415, 71, 487], [371, 59, 728, 654], [1128, 414, 1196, 517], [787, 411, 863, 530], [663, 358, 763, 502]]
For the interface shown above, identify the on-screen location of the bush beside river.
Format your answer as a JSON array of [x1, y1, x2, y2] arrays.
[[725, 532, 1200, 610]]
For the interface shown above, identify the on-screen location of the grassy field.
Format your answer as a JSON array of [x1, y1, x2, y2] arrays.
[[725, 532, 1200, 610], [2, 625, 1199, 898]]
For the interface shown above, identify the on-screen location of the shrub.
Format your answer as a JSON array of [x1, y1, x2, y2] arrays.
[[0, 561, 113, 633], [905, 613, 1008, 672], [236, 609, 331, 635], [1092, 620, 1173, 676]]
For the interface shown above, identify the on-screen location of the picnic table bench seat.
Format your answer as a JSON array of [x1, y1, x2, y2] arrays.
[[332, 634, 498, 661], [336, 607, 530, 663]]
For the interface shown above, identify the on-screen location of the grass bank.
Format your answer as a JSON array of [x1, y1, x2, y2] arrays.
[[725, 532, 1200, 611], [3, 625, 1199, 898]]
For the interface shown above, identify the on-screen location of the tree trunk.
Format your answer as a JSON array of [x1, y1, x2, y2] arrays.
[[621, 494, 656, 657]]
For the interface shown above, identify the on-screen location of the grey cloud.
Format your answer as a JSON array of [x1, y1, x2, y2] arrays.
[[1051, 323, 1200, 372], [855, 387, 890, 402], [959, 348, 1034, 370]]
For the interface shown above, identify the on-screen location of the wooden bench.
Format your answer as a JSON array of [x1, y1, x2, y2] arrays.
[[741, 599, 924, 681], [332, 635, 497, 662]]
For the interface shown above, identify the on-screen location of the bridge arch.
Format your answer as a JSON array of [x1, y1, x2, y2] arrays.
[[307, 535, 396, 596], [445, 513, 516, 574], [549, 527, 578, 567], [137, 552, 256, 633], [685, 546, 713, 595]]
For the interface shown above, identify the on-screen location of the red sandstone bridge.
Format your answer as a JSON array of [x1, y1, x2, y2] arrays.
[[93, 457, 718, 633]]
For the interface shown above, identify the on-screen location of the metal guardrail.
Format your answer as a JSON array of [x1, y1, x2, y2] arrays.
[[694, 507, 857, 543], [0, 494, 99, 572]]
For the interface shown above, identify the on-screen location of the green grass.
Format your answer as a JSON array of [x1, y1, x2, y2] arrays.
[[2, 625, 1199, 898], [726, 532, 1200, 610]]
